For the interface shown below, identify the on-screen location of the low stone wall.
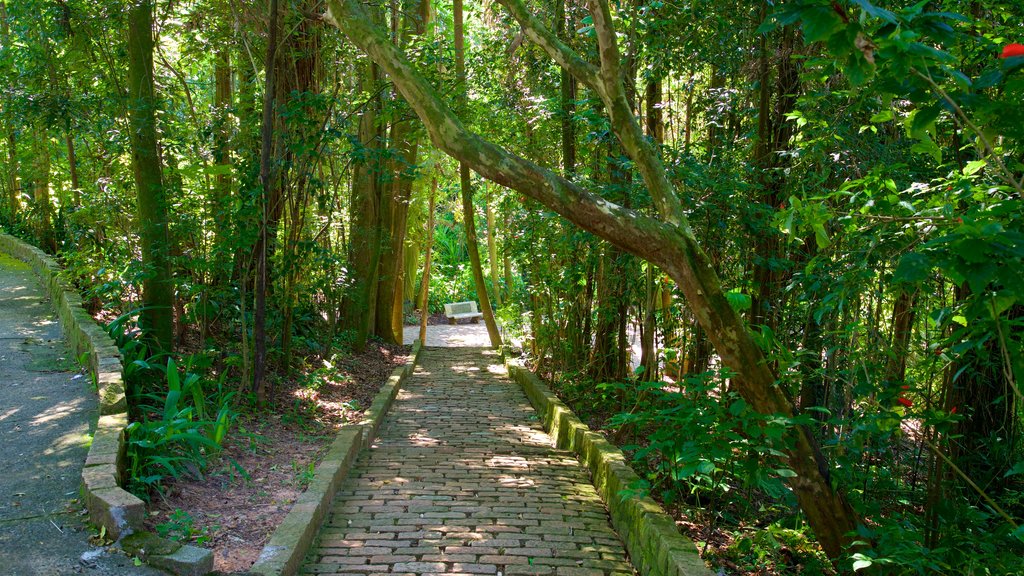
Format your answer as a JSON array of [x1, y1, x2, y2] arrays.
[[250, 340, 424, 576], [507, 364, 713, 576], [0, 232, 143, 541]]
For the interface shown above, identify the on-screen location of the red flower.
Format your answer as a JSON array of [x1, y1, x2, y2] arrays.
[[950, 406, 957, 415], [1001, 43, 1024, 59], [897, 397, 913, 408]]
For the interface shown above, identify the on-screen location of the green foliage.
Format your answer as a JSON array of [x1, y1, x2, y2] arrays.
[[106, 317, 237, 496], [155, 509, 216, 546]]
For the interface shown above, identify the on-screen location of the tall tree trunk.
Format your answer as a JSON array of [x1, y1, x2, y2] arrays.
[[65, 134, 80, 207], [749, 25, 800, 331], [639, 77, 663, 380], [253, 0, 280, 399], [455, 0, 502, 348], [1, 1, 16, 221], [485, 189, 502, 307], [212, 47, 233, 283], [885, 289, 917, 384], [5, 132, 16, 221], [342, 53, 383, 352], [32, 130, 56, 252], [419, 174, 437, 343], [127, 0, 173, 352], [376, 0, 430, 344], [555, 0, 575, 175]]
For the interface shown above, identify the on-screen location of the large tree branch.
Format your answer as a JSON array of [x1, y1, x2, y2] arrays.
[[324, 0, 861, 559], [494, 0, 601, 95], [497, 0, 685, 227]]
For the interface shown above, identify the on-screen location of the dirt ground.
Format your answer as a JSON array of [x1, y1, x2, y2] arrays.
[[141, 342, 409, 573]]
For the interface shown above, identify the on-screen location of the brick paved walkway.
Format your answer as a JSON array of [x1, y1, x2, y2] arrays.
[[301, 347, 634, 575]]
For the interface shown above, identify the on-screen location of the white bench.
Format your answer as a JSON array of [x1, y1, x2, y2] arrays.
[[444, 301, 484, 324]]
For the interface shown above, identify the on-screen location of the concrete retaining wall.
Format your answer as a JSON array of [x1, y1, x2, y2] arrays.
[[507, 364, 713, 576], [0, 233, 143, 540]]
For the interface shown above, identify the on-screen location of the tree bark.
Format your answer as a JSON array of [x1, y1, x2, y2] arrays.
[[212, 46, 233, 280], [253, 0, 280, 399], [65, 134, 79, 207], [127, 0, 173, 352], [454, 0, 502, 349], [485, 190, 502, 307], [342, 52, 384, 353], [419, 174, 437, 343], [1, 0, 16, 222], [325, 0, 861, 558]]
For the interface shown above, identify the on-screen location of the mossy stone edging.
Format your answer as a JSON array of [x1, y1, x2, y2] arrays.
[[250, 340, 424, 576], [506, 364, 713, 576], [0, 232, 143, 538]]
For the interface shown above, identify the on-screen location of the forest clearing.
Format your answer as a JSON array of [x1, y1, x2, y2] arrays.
[[1, 0, 1023, 574]]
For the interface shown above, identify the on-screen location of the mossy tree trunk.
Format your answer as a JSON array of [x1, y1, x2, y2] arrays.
[[324, 0, 863, 558], [127, 0, 173, 352]]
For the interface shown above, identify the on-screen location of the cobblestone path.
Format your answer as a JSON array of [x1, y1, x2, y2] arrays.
[[302, 347, 634, 576]]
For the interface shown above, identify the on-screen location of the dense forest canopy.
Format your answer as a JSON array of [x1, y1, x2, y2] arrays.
[[2, 0, 1023, 572]]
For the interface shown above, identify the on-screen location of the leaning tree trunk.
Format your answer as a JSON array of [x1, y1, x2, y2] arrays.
[[419, 174, 437, 343], [127, 0, 174, 352], [454, 0, 501, 349], [324, 0, 863, 558]]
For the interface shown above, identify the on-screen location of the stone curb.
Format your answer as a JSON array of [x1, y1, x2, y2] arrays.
[[0, 233, 142, 538], [0, 232, 212, 575], [249, 339, 424, 576], [506, 364, 713, 576]]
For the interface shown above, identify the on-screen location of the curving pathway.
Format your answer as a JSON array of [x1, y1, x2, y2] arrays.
[[301, 347, 635, 575], [0, 252, 158, 575]]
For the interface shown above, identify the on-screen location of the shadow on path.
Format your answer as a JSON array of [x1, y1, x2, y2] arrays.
[[0, 252, 159, 575], [301, 347, 635, 575]]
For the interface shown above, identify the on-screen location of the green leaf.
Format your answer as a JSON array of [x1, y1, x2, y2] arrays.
[[852, 0, 897, 23], [813, 223, 830, 249], [894, 253, 932, 284], [853, 559, 873, 571], [870, 109, 894, 123], [962, 160, 986, 176], [725, 289, 752, 313], [1005, 460, 1024, 478], [774, 468, 798, 478], [801, 6, 844, 43], [204, 164, 232, 176]]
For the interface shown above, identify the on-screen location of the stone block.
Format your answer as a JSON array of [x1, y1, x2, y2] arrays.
[[85, 487, 144, 540], [148, 544, 214, 576], [81, 464, 119, 492]]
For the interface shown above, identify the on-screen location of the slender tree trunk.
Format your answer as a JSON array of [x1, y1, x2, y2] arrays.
[[885, 289, 917, 384], [5, 132, 16, 221], [65, 134, 80, 207], [485, 190, 502, 307], [212, 47, 233, 282], [379, 0, 430, 343], [127, 0, 173, 351], [750, 25, 800, 333], [555, 0, 575, 175], [1, 0, 16, 221], [419, 174, 437, 343], [455, 0, 501, 348], [32, 130, 56, 252], [253, 0, 280, 399]]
